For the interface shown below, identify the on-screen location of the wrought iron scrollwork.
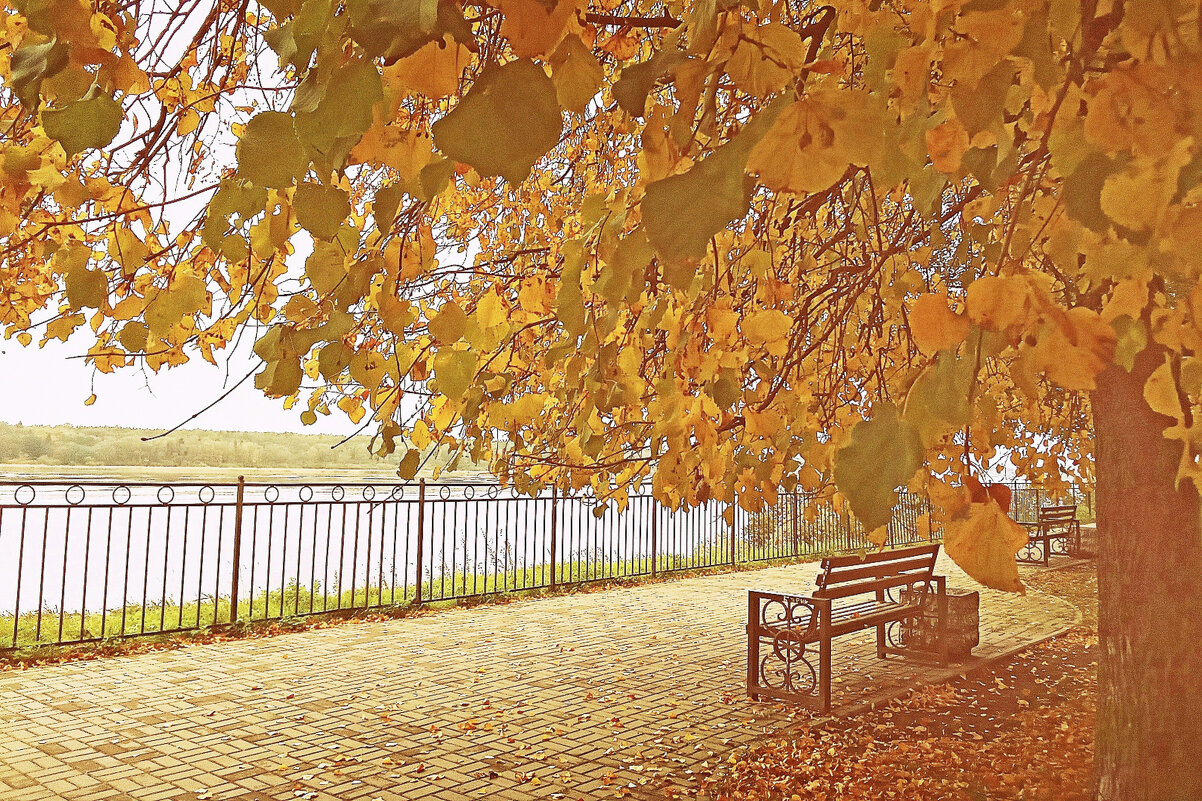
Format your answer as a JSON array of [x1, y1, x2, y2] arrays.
[[1017, 537, 1045, 564], [753, 594, 820, 698], [1049, 534, 1074, 556]]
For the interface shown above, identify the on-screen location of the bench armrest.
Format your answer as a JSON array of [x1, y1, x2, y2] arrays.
[[747, 589, 830, 634]]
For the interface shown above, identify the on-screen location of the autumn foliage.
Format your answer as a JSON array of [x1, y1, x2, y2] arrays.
[[0, 0, 1197, 591]]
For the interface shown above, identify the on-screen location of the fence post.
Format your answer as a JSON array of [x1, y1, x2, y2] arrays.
[[414, 479, 426, 605], [790, 491, 798, 556], [549, 486, 559, 588], [229, 476, 245, 625], [729, 496, 737, 565], [651, 498, 658, 577]]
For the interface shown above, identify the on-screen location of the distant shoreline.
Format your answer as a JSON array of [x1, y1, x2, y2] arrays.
[[0, 423, 486, 481]]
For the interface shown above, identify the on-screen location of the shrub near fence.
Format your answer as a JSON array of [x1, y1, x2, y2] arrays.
[[0, 478, 1077, 651]]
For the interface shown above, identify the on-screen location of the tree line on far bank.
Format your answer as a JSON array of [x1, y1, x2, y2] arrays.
[[0, 423, 388, 471]]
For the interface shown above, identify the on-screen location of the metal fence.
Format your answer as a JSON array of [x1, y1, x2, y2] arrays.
[[1, 477, 1078, 652], [1005, 482, 1094, 523]]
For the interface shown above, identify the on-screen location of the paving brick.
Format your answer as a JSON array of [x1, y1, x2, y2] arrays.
[[0, 558, 1073, 801]]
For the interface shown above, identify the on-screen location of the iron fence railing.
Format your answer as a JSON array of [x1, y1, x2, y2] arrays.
[[0, 478, 1080, 651], [1006, 482, 1095, 523]]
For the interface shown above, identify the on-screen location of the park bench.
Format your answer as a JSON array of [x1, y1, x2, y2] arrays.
[[746, 543, 947, 712], [1017, 504, 1081, 565]]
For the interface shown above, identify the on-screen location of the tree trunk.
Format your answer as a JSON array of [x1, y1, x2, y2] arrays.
[[1092, 345, 1202, 801]]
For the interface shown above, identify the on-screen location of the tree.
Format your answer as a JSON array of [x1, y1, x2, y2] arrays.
[[1, 0, 1199, 795]]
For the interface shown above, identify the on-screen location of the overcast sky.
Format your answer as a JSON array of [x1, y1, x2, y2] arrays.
[[0, 333, 359, 435]]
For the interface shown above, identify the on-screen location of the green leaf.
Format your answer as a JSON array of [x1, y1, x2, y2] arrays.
[[419, 158, 456, 200], [555, 240, 587, 337], [1112, 315, 1148, 372], [433, 349, 478, 399], [348, 0, 472, 63], [952, 61, 1016, 136], [237, 111, 308, 188], [642, 97, 786, 265], [293, 59, 383, 172], [119, 322, 149, 353], [373, 183, 405, 231], [305, 240, 348, 295], [42, 90, 122, 157], [429, 300, 467, 344], [550, 35, 604, 114], [833, 403, 924, 532], [642, 144, 751, 267], [398, 448, 421, 480], [593, 230, 652, 303], [1063, 151, 1118, 233], [612, 51, 690, 118], [294, 182, 351, 240], [64, 260, 108, 310], [262, 22, 299, 68], [431, 59, 563, 184], [204, 180, 268, 248], [145, 275, 209, 336], [10, 36, 70, 107]]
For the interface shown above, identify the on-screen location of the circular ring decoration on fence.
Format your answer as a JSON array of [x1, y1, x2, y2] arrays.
[[298, 485, 313, 503], [439, 485, 452, 500], [264, 485, 279, 504], [389, 486, 405, 501], [112, 485, 131, 505], [486, 485, 499, 500], [14, 484, 35, 506], [65, 484, 85, 506], [331, 485, 345, 502], [462, 484, 476, 500], [362, 486, 377, 501], [157, 486, 175, 505], [199, 485, 216, 505]]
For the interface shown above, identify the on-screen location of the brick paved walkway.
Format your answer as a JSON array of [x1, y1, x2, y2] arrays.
[[0, 556, 1077, 801]]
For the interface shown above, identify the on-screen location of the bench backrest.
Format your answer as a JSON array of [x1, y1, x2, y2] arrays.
[[812, 543, 940, 601], [1039, 504, 1078, 523]]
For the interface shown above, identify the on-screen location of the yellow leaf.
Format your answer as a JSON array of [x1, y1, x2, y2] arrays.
[[726, 23, 807, 99], [498, 0, 576, 59], [942, 499, 1027, 593], [1033, 307, 1117, 391], [909, 294, 969, 356], [386, 35, 473, 99], [1099, 141, 1193, 232], [966, 274, 1045, 339], [926, 118, 969, 174], [748, 89, 889, 195], [1101, 277, 1150, 324], [1144, 355, 1183, 419], [891, 44, 933, 111], [742, 309, 792, 355], [84, 393, 97, 406]]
